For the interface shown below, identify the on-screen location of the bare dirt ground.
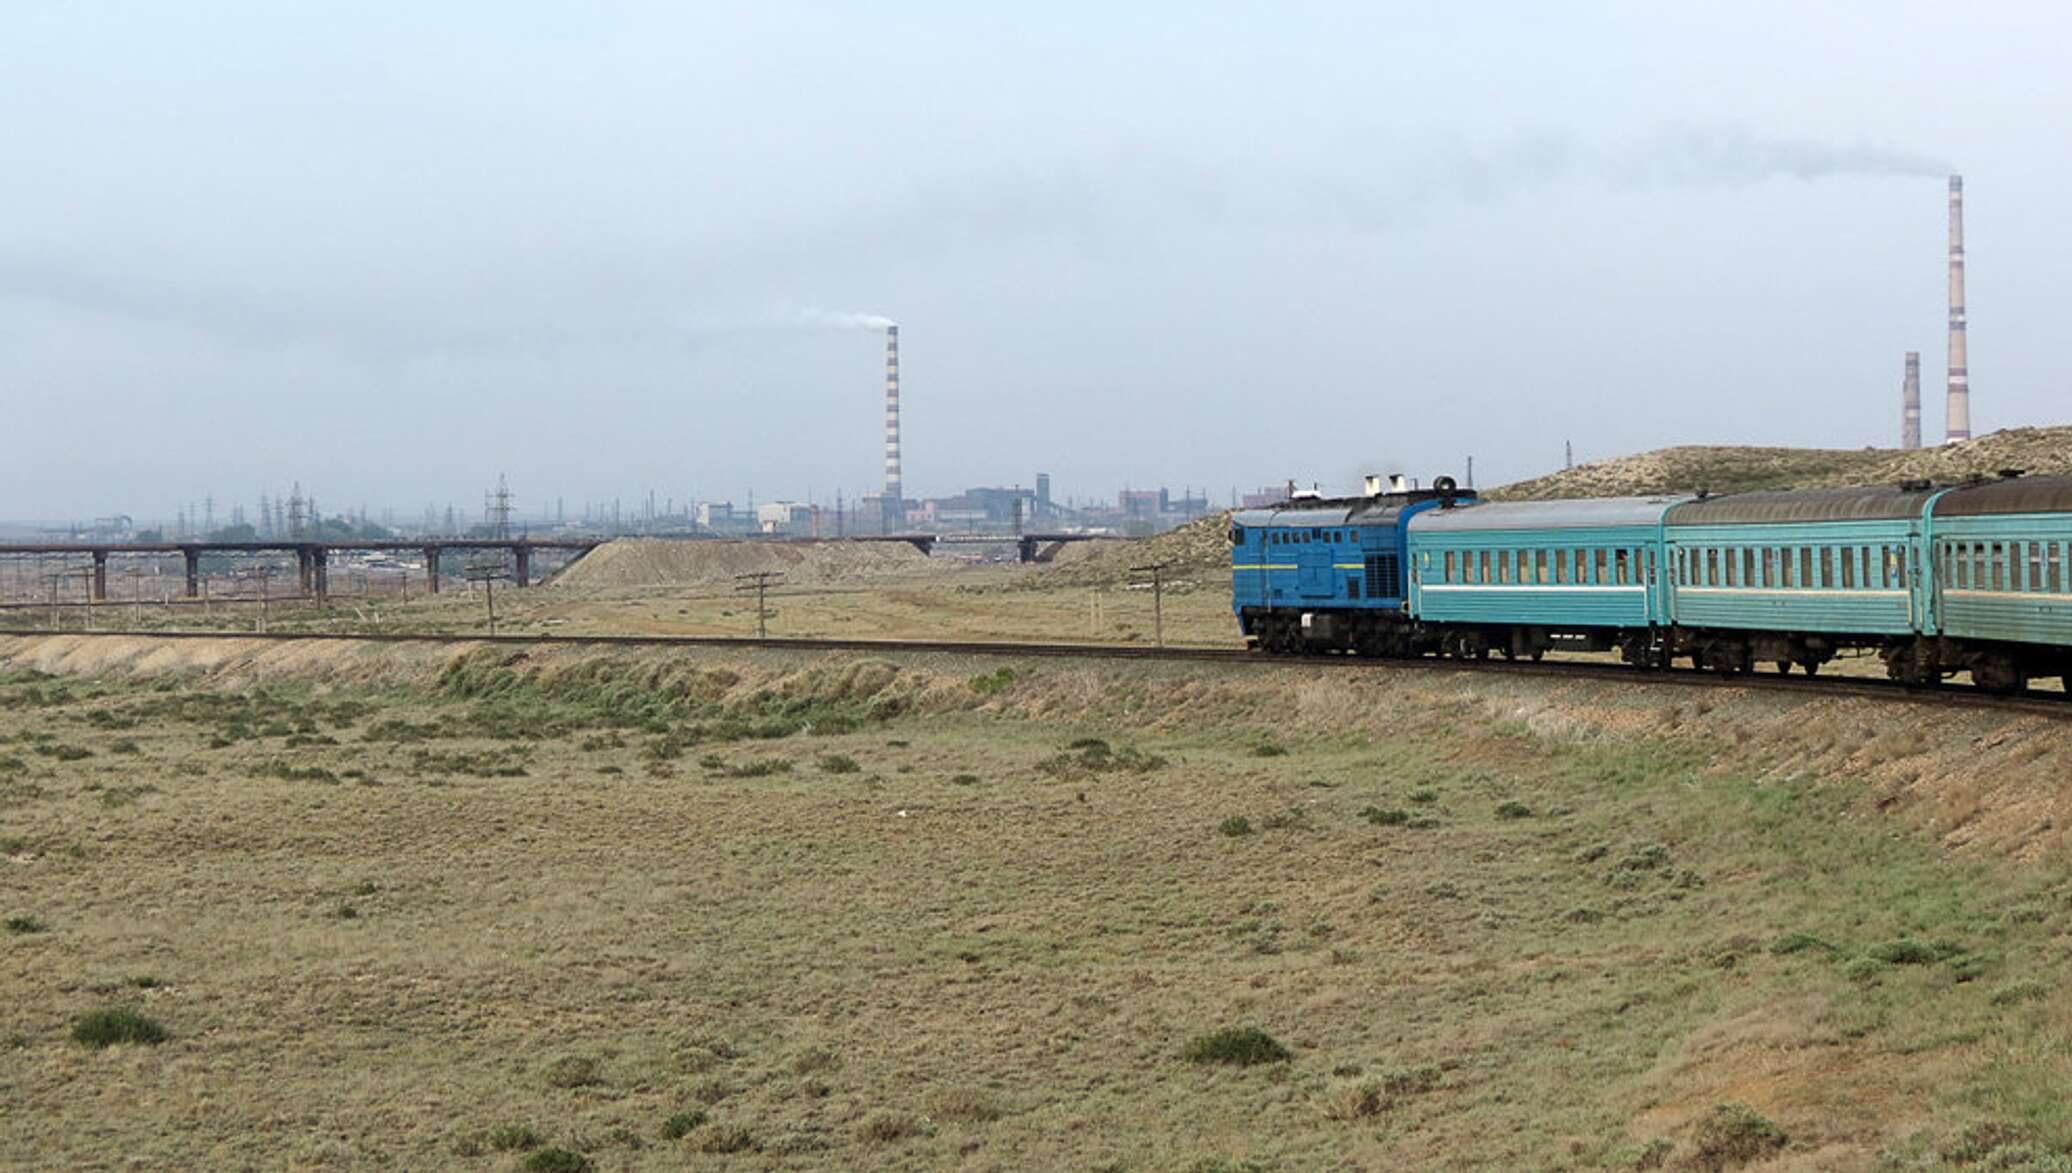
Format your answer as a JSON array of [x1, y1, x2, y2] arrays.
[[4, 635, 2071, 1169]]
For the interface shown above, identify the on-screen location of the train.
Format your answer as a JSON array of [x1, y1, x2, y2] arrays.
[[1231, 471, 2072, 693]]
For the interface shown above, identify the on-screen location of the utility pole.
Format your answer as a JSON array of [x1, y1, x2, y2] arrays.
[[463, 561, 511, 636], [1130, 561, 1174, 647], [1466, 456, 1474, 489], [235, 565, 278, 632], [734, 571, 783, 638], [1564, 440, 1574, 471]]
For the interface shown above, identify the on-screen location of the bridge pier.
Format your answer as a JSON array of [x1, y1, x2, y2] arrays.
[[183, 549, 200, 598], [514, 545, 531, 587], [92, 551, 108, 601], [424, 546, 442, 594], [312, 549, 329, 601], [1017, 537, 1037, 564], [296, 549, 313, 595]]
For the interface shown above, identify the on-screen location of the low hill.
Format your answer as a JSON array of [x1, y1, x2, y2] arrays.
[[1491, 426, 2072, 501]]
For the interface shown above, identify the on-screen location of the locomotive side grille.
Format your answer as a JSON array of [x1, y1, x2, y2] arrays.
[[1366, 554, 1402, 599]]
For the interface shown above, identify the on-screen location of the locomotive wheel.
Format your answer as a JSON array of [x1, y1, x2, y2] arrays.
[[1774, 661, 1791, 675], [1802, 661, 1819, 677]]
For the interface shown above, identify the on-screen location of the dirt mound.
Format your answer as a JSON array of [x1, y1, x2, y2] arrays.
[[1492, 426, 2072, 501], [1028, 514, 1230, 587], [554, 538, 935, 589]]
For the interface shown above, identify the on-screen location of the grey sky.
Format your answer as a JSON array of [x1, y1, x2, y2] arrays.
[[4, 2, 2067, 521]]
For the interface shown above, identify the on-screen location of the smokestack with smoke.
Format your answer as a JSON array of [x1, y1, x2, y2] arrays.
[[1945, 175, 1970, 444], [1901, 351, 1921, 450], [883, 325, 903, 531]]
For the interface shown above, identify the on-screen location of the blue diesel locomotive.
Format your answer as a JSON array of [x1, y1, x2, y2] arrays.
[[1231, 472, 2072, 692]]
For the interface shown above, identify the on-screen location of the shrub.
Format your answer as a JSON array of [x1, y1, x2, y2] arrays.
[[1614, 843, 1670, 872], [1868, 939, 1938, 966], [109, 738, 140, 754], [5, 915, 47, 934], [485, 1124, 543, 1151], [818, 754, 861, 775], [1634, 1137, 1675, 1169], [1217, 816, 1253, 838], [950, 773, 981, 786], [1380, 1064, 1441, 1096], [661, 1109, 708, 1139], [692, 1125, 755, 1154], [1690, 1103, 1785, 1169], [1992, 980, 2049, 1006], [1360, 807, 1409, 826], [1318, 1079, 1385, 1121], [858, 1112, 924, 1143], [521, 1149, 593, 1173], [929, 1086, 1001, 1122], [1408, 788, 1438, 804], [1574, 842, 1610, 863], [71, 1006, 167, 1049], [1769, 932, 1832, 956], [544, 1055, 600, 1089], [1182, 1026, 1291, 1066], [1494, 801, 1532, 819], [1252, 743, 1288, 757]]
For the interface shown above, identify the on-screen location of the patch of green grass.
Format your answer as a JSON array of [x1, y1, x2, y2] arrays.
[[817, 753, 861, 774], [97, 784, 158, 809], [71, 1006, 167, 1048], [32, 743, 92, 762], [1359, 806, 1409, 826], [1216, 816, 1252, 838], [1039, 739, 1167, 777], [969, 667, 1018, 694], [1182, 1026, 1291, 1066], [950, 772, 981, 785], [6, 915, 48, 934], [1494, 800, 1532, 819], [1251, 743, 1288, 758], [1408, 787, 1438, 804]]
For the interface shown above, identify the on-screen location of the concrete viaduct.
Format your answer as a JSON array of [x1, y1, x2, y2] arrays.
[[0, 539, 602, 602]]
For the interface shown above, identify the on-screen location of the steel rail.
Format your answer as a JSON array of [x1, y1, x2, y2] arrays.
[[0, 627, 2064, 720]]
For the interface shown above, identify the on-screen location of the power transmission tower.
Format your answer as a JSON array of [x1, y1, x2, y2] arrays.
[[486, 474, 514, 539], [1129, 561, 1174, 647], [734, 572, 783, 638]]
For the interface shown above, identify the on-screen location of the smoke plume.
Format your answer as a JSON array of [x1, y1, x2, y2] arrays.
[[803, 309, 896, 331]]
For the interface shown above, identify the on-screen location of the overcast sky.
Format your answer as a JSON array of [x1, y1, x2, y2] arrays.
[[4, 2, 2067, 522]]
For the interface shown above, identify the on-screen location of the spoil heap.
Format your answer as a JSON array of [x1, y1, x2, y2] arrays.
[[1030, 514, 1231, 587], [1493, 426, 2072, 501], [554, 539, 933, 589]]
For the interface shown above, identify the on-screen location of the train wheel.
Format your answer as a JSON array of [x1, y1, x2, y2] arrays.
[[1803, 661, 1819, 677], [1774, 661, 1791, 675]]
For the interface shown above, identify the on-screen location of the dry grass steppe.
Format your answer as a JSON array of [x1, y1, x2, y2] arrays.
[[4, 634, 2072, 1169]]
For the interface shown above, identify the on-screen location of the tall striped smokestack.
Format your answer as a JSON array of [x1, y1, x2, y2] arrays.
[[883, 325, 903, 531], [1945, 174, 1970, 443], [1901, 351, 1921, 449]]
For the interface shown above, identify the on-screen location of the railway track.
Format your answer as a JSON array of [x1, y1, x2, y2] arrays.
[[0, 626, 2066, 721]]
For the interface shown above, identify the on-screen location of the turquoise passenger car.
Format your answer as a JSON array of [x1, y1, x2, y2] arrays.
[[1406, 497, 1689, 662], [1661, 486, 1934, 675], [1924, 476, 2072, 690]]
